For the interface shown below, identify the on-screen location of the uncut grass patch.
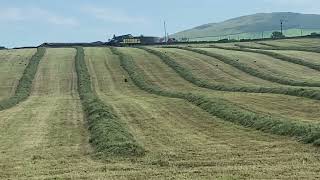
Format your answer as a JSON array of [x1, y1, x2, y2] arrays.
[[140, 47, 320, 101], [0, 47, 45, 111], [111, 47, 320, 146], [173, 46, 320, 87], [75, 47, 144, 157]]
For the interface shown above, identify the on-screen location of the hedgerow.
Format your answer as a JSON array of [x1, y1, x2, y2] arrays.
[[75, 47, 144, 157], [0, 47, 46, 110], [211, 45, 320, 71], [174, 46, 320, 87], [111, 47, 320, 146], [140, 47, 320, 101]]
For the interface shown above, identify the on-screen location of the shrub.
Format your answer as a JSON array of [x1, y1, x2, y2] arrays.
[[310, 32, 320, 37], [271, 31, 285, 39]]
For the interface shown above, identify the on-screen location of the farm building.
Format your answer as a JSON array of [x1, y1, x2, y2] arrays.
[[109, 34, 161, 45], [139, 36, 161, 44], [39, 41, 107, 47]]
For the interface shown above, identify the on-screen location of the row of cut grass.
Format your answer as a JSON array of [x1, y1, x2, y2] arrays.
[[157, 47, 283, 87], [128, 48, 320, 125], [173, 46, 320, 87], [142, 47, 320, 101], [255, 42, 283, 48], [259, 38, 320, 48], [0, 49, 36, 100], [234, 42, 320, 53], [111, 47, 320, 146], [75, 47, 144, 157], [198, 47, 320, 83], [216, 45, 320, 71], [0, 48, 45, 111], [63, 47, 320, 179]]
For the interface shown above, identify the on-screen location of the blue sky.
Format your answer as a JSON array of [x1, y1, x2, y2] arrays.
[[1, 0, 319, 47]]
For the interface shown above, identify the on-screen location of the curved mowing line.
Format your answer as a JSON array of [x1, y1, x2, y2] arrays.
[[111, 47, 320, 146], [255, 42, 280, 48], [211, 45, 320, 71], [172, 46, 320, 87], [235, 44, 290, 50], [0, 47, 46, 111], [234, 43, 320, 53], [139, 47, 320, 101], [75, 47, 144, 157]]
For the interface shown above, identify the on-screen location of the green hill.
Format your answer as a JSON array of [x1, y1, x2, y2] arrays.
[[172, 12, 320, 41]]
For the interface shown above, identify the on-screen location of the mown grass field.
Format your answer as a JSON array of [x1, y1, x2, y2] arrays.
[[0, 49, 35, 100], [196, 48, 320, 84], [1, 38, 320, 179], [259, 38, 320, 48]]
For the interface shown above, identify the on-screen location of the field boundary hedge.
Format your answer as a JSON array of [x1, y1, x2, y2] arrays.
[[0, 47, 46, 111], [75, 47, 144, 157], [172, 46, 320, 87], [140, 47, 320, 101], [111, 47, 320, 146], [211, 45, 320, 71]]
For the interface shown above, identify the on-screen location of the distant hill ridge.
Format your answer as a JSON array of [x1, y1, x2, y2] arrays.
[[172, 12, 320, 41]]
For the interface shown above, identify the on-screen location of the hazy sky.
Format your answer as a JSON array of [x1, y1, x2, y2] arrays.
[[1, 0, 319, 47]]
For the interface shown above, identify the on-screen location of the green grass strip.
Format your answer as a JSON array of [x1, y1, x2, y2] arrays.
[[75, 47, 144, 157], [140, 47, 320, 101], [111, 47, 320, 146], [0, 47, 46, 111], [173, 46, 320, 87], [212, 45, 320, 71]]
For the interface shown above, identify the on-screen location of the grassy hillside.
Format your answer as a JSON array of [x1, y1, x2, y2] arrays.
[[172, 12, 320, 41], [2, 38, 320, 178]]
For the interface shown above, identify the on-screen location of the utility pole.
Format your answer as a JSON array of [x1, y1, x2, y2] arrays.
[[280, 18, 288, 35], [262, 32, 264, 39], [164, 21, 167, 43]]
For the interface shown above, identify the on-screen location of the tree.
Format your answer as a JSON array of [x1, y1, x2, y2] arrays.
[[271, 31, 285, 39]]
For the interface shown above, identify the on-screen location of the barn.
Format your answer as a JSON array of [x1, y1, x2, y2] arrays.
[[109, 34, 161, 45]]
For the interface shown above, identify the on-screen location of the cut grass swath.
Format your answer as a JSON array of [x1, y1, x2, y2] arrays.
[[141, 47, 320, 101], [255, 42, 280, 48], [111, 47, 320, 146], [211, 45, 320, 71], [0, 47, 45, 111], [75, 47, 144, 157], [173, 46, 320, 87], [234, 43, 320, 53]]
